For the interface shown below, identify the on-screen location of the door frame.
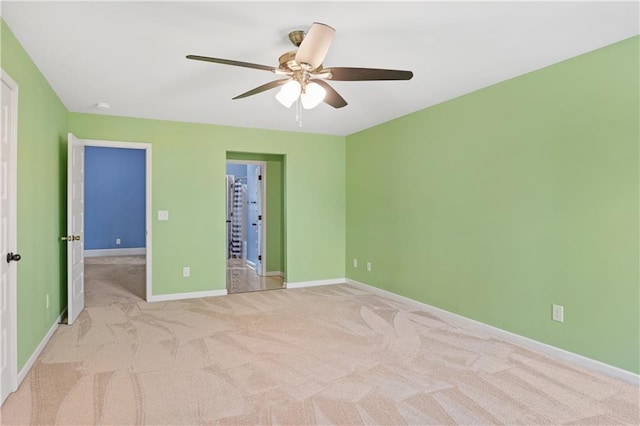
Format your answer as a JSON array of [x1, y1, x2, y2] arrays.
[[1, 69, 19, 404], [82, 139, 153, 301], [226, 159, 267, 276]]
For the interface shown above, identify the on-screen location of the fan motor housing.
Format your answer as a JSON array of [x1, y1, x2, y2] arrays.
[[278, 51, 301, 71], [278, 51, 322, 73]]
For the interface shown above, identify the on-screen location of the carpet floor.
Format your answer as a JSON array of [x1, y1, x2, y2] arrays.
[[1, 258, 638, 425]]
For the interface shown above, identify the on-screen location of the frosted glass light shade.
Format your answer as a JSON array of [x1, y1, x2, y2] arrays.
[[275, 80, 301, 108], [300, 82, 326, 109]]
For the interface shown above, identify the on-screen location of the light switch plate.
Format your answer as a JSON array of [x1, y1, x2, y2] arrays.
[[158, 210, 169, 221], [552, 304, 564, 323]]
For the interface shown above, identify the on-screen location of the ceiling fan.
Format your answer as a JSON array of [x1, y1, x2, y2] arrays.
[[187, 22, 413, 110]]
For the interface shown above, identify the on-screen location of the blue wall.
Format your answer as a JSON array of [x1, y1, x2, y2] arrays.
[[226, 164, 246, 178], [85, 147, 146, 250]]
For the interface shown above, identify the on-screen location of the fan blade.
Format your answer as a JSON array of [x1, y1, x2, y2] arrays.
[[232, 78, 291, 100], [186, 55, 276, 72], [311, 80, 347, 109], [295, 22, 335, 70], [323, 67, 413, 81]]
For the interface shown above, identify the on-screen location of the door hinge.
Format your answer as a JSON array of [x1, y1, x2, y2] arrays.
[[258, 255, 262, 261], [258, 215, 262, 221], [258, 175, 262, 181]]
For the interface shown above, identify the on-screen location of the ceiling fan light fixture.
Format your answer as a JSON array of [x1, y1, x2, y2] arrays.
[[300, 82, 326, 110], [275, 80, 301, 108]]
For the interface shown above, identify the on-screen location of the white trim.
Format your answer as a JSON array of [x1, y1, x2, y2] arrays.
[[264, 271, 284, 277], [80, 139, 152, 302], [286, 278, 345, 289], [17, 311, 64, 385], [345, 279, 640, 386], [1, 69, 19, 405], [145, 146, 152, 302], [259, 163, 267, 277], [83, 139, 151, 150], [148, 289, 227, 302], [226, 159, 266, 166], [84, 248, 146, 257]]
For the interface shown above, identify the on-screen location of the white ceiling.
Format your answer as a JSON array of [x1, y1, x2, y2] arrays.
[[2, 1, 638, 136]]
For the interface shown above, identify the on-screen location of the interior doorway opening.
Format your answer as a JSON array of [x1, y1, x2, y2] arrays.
[[84, 145, 148, 305], [225, 153, 285, 294], [65, 136, 152, 326]]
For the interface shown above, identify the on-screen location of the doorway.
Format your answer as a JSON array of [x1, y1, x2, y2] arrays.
[[65, 136, 152, 325], [84, 146, 147, 305], [225, 158, 284, 293]]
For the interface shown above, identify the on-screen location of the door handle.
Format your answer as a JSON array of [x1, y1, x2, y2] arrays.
[[6, 252, 21, 263], [60, 235, 81, 241]]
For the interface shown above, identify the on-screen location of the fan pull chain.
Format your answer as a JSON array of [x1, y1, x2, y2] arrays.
[[296, 98, 303, 127]]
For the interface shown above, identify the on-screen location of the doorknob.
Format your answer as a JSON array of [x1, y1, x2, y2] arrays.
[[6, 252, 21, 263], [60, 235, 81, 241]]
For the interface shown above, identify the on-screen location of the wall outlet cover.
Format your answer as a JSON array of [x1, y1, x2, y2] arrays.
[[158, 210, 169, 221]]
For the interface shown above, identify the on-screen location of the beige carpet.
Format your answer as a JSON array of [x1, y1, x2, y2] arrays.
[[1, 258, 638, 425]]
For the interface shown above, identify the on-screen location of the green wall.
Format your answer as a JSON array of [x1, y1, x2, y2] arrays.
[[1, 21, 69, 369], [69, 114, 345, 294], [226, 152, 285, 274], [346, 37, 639, 373]]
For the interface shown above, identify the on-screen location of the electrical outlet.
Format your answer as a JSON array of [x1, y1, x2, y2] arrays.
[[116, 238, 121, 245], [366, 262, 372, 272], [46, 294, 50, 310], [183, 267, 190, 278], [552, 304, 564, 323], [158, 210, 169, 221], [353, 258, 358, 268]]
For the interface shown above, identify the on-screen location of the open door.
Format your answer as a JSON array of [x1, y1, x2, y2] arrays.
[[1, 70, 19, 405], [255, 165, 263, 276], [65, 133, 85, 325]]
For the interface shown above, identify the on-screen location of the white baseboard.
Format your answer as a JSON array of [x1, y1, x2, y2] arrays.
[[286, 278, 345, 289], [85, 248, 146, 257], [345, 279, 639, 386], [17, 310, 65, 385], [148, 289, 227, 302], [264, 271, 284, 277]]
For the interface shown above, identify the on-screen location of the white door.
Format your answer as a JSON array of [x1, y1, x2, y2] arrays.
[[255, 165, 263, 276], [0, 71, 18, 405], [66, 134, 85, 325]]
